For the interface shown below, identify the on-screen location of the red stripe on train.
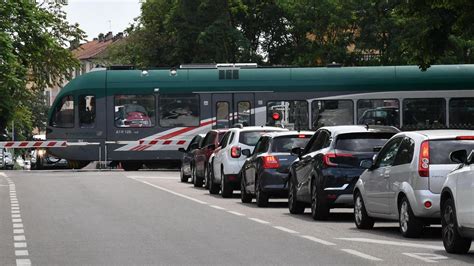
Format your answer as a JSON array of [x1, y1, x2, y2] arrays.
[[155, 119, 215, 140]]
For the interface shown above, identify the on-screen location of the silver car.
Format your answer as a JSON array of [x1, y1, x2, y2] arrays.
[[354, 130, 474, 238]]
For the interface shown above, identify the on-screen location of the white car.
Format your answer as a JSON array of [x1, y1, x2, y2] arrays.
[[441, 149, 474, 254], [354, 130, 474, 237], [209, 126, 287, 198]]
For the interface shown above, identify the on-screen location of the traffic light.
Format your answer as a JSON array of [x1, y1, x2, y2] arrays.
[[272, 111, 282, 121]]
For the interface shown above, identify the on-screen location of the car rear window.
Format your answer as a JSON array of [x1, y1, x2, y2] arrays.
[[239, 131, 273, 146], [271, 135, 311, 153], [429, 139, 474, 164], [335, 133, 394, 152]]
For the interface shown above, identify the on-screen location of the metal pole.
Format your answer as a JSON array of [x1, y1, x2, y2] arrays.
[[105, 143, 108, 171], [98, 145, 102, 171]]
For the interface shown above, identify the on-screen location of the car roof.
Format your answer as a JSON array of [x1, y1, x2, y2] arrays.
[[319, 125, 400, 136], [403, 130, 474, 140], [209, 129, 229, 134], [231, 126, 289, 132], [262, 131, 315, 138]]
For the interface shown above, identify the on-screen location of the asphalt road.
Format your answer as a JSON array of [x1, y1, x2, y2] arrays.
[[0, 170, 473, 266]]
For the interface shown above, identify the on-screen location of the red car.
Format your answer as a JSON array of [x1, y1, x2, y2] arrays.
[[192, 129, 229, 187]]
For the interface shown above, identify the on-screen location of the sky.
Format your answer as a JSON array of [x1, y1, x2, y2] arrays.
[[63, 0, 142, 41]]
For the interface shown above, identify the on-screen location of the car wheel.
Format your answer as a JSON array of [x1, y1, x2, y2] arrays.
[[203, 166, 209, 189], [255, 179, 268, 207], [240, 175, 252, 203], [442, 198, 472, 254], [399, 196, 423, 238], [221, 168, 233, 198], [288, 175, 305, 214], [208, 164, 220, 195], [311, 179, 329, 220], [180, 166, 188, 183], [193, 166, 203, 187], [354, 192, 374, 229]]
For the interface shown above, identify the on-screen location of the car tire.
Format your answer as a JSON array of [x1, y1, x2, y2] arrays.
[[203, 166, 210, 189], [240, 175, 252, 203], [354, 192, 374, 229], [442, 198, 472, 254], [193, 166, 203, 187], [180, 166, 188, 183], [288, 175, 305, 214], [311, 179, 329, 221], [221, 168, 233, 198], [255, 179, 268, 207], [208, 164, 220, 195], [399, 196, 423, 238]]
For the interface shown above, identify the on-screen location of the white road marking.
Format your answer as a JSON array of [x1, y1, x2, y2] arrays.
[[127, 176, 178, 180], [301, 235, 337, 246], [210, 205, 226, 210], [273, 226, 299, 234], [14, 235, 26, 241], [11, 210, 20, 214], [13, 224, 23, 228], [11, 204, 19, 207], [336, 237, 444, 250], [15, 250, 28, 256], [14, 243, 27, 248], [13, 229, 24, 234], [227, 210, 245, 216], [12, 214, 21, 218], [249, 218, 270, 224], [12, 219, 22, 223], [127, 176, 208, 205], [16, 259, 31, 266], [403, 253, 449, 263], [0, 172, 7, 177], [341, 249, 383, 261], [11, 207, 20, 210]]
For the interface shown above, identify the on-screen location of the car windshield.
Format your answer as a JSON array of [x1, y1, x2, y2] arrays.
[[271, 135, 311, 153], [429, 139, 474, 164], [239, 131, 273, 146], [335, 133, 394, 152]]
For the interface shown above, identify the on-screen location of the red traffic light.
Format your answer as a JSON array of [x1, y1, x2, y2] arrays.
[[272, 112, 281, 120]]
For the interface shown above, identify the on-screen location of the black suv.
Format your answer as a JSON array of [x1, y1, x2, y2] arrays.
[[288, 125, 399, 220]]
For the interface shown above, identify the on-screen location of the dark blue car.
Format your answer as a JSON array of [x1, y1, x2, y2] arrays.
[[240, 131, 314, 207]]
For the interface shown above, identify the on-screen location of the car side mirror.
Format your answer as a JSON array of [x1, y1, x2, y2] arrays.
[[189, 143, 199, 150], [242, 149, 251, 157], [450, 149, 468, 164], [291, 147, 302, 157], [178, 148, 186, 153], [360, 159, 373, 170]]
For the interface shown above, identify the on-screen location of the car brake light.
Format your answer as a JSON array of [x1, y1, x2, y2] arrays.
[[231, 146, 241, 158], [298, 134, 306, 138], [455, 136, 474, 140], [323, 153, 353, 167], [418, 140, 430, 177], [262, 156, 280, 169]]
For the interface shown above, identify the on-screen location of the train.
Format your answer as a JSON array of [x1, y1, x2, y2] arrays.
[[46, 64, 474, 170]]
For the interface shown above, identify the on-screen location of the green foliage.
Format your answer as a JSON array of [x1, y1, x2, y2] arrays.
[[95, 0, 474, 70], [0, 0, 84, 137]]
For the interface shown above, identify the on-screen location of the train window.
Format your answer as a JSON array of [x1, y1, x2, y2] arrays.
[[267, 100, 308, 129], [449, 98, 474, 128], [216, 101, 230, 128], [403, 98, 446, 129], [51, 95, 74, 128], [312, 100, 353, 129], [237, 101, 251, 126], [79, 95, 95, 128], [159, 94, 199, 127], [357, 99, 399, 127], [114, 95, 155, 128]]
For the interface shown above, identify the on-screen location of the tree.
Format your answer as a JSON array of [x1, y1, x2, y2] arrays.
[[0, 1, 84, 138]]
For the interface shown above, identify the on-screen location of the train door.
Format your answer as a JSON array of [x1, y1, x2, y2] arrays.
[[211, 93, 255, 128]]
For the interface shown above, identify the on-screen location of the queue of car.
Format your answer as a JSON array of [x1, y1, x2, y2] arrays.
[[178, 125, 474, 254]]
